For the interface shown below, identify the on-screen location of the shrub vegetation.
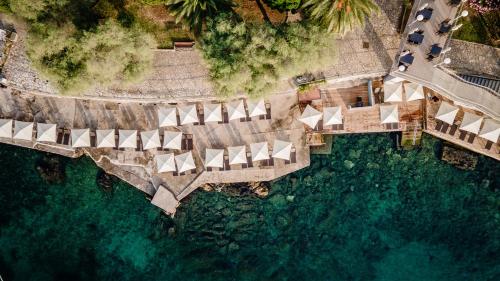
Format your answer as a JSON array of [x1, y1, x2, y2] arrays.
[[200, 13, 336, 98], [6, 0, 155, 94]]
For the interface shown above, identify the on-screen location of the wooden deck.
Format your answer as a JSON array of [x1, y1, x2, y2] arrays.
[[425, 92, 499, 160]]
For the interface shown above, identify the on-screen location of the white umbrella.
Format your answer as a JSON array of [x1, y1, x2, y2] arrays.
[[36, 123, 57, 143], [383, 82, 403, 102], [247, 99, 266, 117], [119, 130, 137, 148], [435, 102, 459, 125], [250, 142, 269, 161], [380, 105, 399, 124], [178, 104, 199, 125], [404, 82, 424, 101], [203, 103, 222, 123], [156, 153, 176, 173], [459, 112, 483, 134], [228, 146, 247, 164], [298, 105, 322, 129], [175, 151, 196, 173], [13, 121, 34, 141], [479, 119, 500, 143], [0, 119, 13, 138], [205, 148, 224, 168], [227, 100, 246, 121], [158, 107, 177, 127], [323, 106, 343, 125], [96, 129, 115, 148], [71, 129, 90, 148], [272, 140, 292, 160], [163, 131, 183, 150], [141, 129, 161, 150]]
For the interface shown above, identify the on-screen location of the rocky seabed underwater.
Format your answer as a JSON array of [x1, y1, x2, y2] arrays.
[[0, 133, 499, 281]]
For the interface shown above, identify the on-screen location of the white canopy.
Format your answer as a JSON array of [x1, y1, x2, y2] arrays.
[[299, 105, 322, 129], [118, 130, 137, 148], [141, 129, 161, 150], [13, 121, 33, 141], [272, 139, 292, 160], [175, 151, 196, 173], [250, 142, 269, 161], [459, 112, 483, 135], [156, 153, 176, 173], [323, 106, 343, 125], [435, 102, 459, 125], [204, 148, 224, 168], [0, 119, 12, 138], [163, 131, 183, 150], [383, 82, 403, 102], [228, 146, 247, 165], [479, 119, 500, 143], [96, 129, 115, 148], [404, 82, 424, 101], [36, 123, 57, 143], [247, 99, 266, 117], [227, 100, 246, 121], [178, 104, 199, 125], [71, 129, 90, 148], [380, 104, 399, 124], [158, 107, 177, 127], [203, 103, 222, 123]]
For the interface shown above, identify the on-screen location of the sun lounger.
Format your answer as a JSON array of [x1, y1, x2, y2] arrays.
[[435, 120, 443, 131], [449, 124, 458, 136], [291, 150, 297, 164], [63, 129, 71, 145], [485, 141, 493, 150], [90, 131, 97, 147], [206, 167, 212, 172], [467, 133, 475, 144], [265, 103, 271, 119], [440, 123, 449, 133], [186, 135, 193, 150], [56, 128, 64, 144], [458, 130, 467, 141], [246, 152, 253, 168], [224, 156, 231, 171]]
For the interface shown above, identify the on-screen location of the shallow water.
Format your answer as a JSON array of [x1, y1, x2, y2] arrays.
[[0, 134, 498, 281]]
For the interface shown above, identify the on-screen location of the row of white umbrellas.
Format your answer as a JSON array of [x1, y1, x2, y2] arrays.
[[298, 105, 343, 129], [158, 99, 267, 127], [156, 139, 293, 174], [299, 104, 401, 127], [383, 81, 425, 103], [435, 102, 500, 143], [0, 119, 188, 150]]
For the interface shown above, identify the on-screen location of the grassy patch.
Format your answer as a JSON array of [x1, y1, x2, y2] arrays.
[[453, 10, 500, 47]]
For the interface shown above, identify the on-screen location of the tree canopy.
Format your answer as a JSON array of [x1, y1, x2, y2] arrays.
[[165, 0, 235, 35], [264, 0, 301, 11], [200, 13, 336, 98], [302, 0, 379, 34], [6, 0, 155, 94]]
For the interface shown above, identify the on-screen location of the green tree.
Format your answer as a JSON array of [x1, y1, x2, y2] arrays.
[[201, 13, 336, 98], [302, 0, 379, 34], [165, 0, 235, 35], [28, 20, 155, 93], [264, 0, 301, 11]]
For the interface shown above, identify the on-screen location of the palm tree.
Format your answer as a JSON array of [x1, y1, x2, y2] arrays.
[[302, 0, 380, 34], [166, 0, 235, 35]]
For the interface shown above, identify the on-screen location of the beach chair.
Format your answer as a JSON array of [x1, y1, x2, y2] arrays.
[[224, 155, 231, 171], [265, 103, 271, 119], [440, 123, 449, 133], [246, 151, 253, 168], [435, 120, 443, 131], [449, 124, 458, 136], [485, 141, 493, 150], [458, 130, 467, 141], [467, 133, 476, 144]]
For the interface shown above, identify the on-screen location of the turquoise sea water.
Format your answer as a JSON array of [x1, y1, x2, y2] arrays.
[[0, 134, 499, 281]]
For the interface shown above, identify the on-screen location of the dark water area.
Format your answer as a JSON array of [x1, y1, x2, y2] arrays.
[[0, 134, 499, 281]]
